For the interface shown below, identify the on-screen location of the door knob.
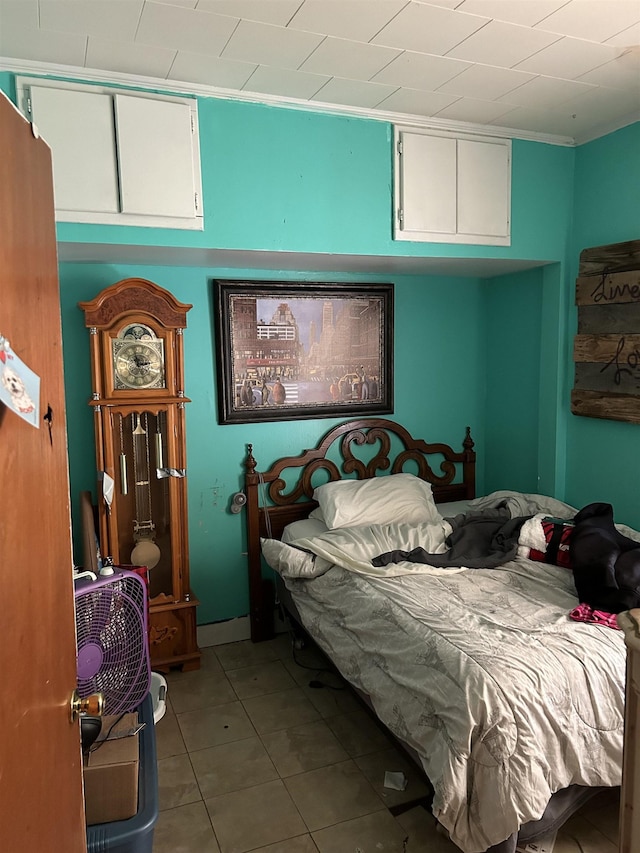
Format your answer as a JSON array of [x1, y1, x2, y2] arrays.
[[70, 689, 104, 722]]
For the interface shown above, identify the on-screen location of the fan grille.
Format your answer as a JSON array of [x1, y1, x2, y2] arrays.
[[75, 570, 150, 715]]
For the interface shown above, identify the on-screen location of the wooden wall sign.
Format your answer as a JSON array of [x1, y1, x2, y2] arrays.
[[572, 239, 640, 424]]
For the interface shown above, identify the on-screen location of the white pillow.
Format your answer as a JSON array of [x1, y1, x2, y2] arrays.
[[261, 537, 331, 579], [282, 517, 329, 543], [312, 473, 441, 530]]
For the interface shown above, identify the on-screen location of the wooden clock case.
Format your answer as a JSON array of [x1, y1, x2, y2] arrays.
[[80, 277, 201, 672]]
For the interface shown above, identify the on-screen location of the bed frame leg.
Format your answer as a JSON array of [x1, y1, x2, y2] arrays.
[[250, 578, 275, 642], [277, 601, 307, 649]]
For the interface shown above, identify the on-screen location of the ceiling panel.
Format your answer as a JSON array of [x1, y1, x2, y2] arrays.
[[39, 0, 144, 41], [289, 0, 407, 43], [436, 64, 536, 100], [534, 0, 640, 43], [606, 22, 640, 47], [197, 0, 302, 27], [0, 0, 638, 144], [149, 0, 196, 6], [514, 36, 621, 78], [433, 96, 515, 123], [136, 1, 238, 55], [87, 35, 176, 78], [372, 3, 489, 55], [371, 50, 470, 91], [299, 37, 401, 81], [489, 105, 575, 135], [494, 83, 640, 136], [243, 65, 329, 99], [456, 0, 568, 27], [168, 50, 256, 88], [310, 76, 398, 109], [550, 82, 640, 121], [375, 86, 460, 116], [446, 20, 562, 67], [222, 18, 323, 68], [496, 75, 597, 110], [0, 0, 87, 66], [578, 51, 640, 89]]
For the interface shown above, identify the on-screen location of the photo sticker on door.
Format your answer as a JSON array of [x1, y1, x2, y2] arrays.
[[0, 342, 40, 428]]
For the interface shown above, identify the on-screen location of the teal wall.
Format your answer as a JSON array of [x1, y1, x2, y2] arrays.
[[60, 264, 485, 624], [484, 261, 574, 503], [483, 267, 544, 494], [564, 123, 640, 527], [14, 72, 633, 624], [46, 92, 573, 264], [481, 125, 576, 500], [0, 72, 14, 101]]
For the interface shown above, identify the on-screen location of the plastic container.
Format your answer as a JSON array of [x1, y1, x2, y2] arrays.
[[150, 672, 167, 724], [86, 692, 158, 853]]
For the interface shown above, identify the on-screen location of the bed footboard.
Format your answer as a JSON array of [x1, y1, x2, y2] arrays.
[[619, 608, 640, 850]]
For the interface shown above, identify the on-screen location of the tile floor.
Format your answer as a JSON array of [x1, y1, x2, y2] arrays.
[[153, 634, 621, 853]]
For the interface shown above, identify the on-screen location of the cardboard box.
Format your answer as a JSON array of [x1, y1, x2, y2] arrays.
[[84, 712, 140, 826]]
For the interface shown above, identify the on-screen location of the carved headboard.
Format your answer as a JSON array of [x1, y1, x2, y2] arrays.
[[243, 417, 475, 641]]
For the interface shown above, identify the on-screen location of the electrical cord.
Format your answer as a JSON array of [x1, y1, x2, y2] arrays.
[[290, 641, 335, 674], [284, 614, 346, 690], [88, 711, 127, 754], [307, 678, 345, 691]]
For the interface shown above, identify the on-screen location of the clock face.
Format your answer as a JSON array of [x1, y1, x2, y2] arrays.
[[113, 340, 165, 390]]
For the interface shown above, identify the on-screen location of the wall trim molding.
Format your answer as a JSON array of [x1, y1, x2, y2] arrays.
[[197, 613, 287, 648], [1, 54, 576, 148], [571, 109, 640, 146], [197, 617, 251, 647]]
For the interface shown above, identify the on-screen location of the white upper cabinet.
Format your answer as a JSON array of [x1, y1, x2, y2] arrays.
[[17, 78, 203, 230], [28, 85, 120, 214], [394, 126, 511, 246]]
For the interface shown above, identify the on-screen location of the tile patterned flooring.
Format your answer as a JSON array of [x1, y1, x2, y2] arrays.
[[153, 634, 621, 853]]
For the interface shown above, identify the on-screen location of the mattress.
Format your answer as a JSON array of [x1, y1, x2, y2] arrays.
[[263, 495, 627, 853]]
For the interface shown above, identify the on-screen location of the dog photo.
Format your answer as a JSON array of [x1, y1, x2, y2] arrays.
[[0, 348, 39, 427]]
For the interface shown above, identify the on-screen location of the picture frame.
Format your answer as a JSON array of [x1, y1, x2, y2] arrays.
[[213, 280, 394, 424]]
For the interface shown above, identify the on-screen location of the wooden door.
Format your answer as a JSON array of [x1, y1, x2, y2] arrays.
[[0, 92, 87, 851]]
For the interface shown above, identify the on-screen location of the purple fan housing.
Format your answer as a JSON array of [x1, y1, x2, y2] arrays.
[[74, 568, 151, 715]]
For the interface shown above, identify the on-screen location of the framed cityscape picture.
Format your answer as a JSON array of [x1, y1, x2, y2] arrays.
[[213, 280, 394, 424]]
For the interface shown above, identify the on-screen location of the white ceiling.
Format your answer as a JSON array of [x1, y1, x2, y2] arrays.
[[1, 0, 639, 144]]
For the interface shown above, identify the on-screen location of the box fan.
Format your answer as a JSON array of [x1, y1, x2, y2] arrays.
[[74, 567, 151, 715]]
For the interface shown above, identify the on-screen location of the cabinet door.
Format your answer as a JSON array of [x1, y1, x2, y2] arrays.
[[398, 131, 457, 235], [28, 85, 120, 214], [114, 94, 196, 219], [18, 78, 203, 230], [457, 138, 510, 239], [394, 126, 511, 246]]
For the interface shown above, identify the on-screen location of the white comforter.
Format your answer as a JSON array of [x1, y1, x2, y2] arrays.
[[261, 511, 626, 853], [262, 519, 458, 579]]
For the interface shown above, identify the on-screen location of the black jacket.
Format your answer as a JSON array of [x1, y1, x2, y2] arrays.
[[570, 502, 640, 613]]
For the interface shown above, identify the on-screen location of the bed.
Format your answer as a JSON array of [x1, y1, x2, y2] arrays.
[[243, 418, 626, 853]]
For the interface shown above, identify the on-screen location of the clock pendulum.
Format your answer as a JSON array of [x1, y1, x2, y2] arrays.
[[130, 412, 161, 570], [155, 410, 164, 470], [118, 413, 128, 496]]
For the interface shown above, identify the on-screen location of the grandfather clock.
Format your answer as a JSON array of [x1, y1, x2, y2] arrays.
[[80, 278, 200, 672]]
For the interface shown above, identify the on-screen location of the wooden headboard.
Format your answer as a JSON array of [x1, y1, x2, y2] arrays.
[[243, 417, 475, 641]]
